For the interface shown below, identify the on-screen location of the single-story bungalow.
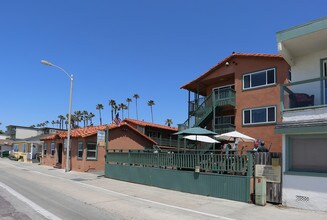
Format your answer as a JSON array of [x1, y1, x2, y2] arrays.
[[41, 122, 157, 172]]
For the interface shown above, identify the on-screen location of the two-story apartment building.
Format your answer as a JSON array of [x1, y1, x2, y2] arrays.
[[276, 17, 327, 211], [180, 53, 290, 152], [6, 125, 63, 140]]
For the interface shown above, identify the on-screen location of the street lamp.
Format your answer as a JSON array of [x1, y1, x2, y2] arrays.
[[41, 59, 73, 172]]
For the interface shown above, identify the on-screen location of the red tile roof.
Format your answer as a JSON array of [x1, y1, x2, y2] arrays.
[[181, 52, 284, 89], [41, 123, 157, 145], [123, 118, 178, 132]]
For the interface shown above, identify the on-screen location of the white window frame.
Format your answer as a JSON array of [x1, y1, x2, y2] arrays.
[[77, 142, 83, 160], [50, 142, 55, 156], [43, 143, 47, 156], [243, 106, 276, 125], [243, 68, 276, 90], [86, 142, 97, 160]]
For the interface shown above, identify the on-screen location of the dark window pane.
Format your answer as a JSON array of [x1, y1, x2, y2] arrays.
[[251, 71, 266, 87], [244, 75, 250, 88], [268, 107, 275, 122], [252, 108, 266, 123], [78, 151, 83, 158], [267, 69, 275, 84], [87, 152, 96, 158], [244, 110, 250, 124]]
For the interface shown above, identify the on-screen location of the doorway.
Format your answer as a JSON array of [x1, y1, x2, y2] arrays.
[[58, 143, 63, 164]]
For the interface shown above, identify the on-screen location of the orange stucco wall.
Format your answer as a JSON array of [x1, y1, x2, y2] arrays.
[[42, 125, 154, 172]]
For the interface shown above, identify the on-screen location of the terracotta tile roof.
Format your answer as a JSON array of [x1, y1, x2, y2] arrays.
[[40, 123, 157, 145], [181, 52, 284, 89], [123, 118, 178, 132]]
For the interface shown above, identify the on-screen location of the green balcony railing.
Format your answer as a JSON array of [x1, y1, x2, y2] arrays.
[[280, 76, 327, 112], [179, 88, 236, 131], [107, 149, 253, 174], [214, 123, 235, 135]]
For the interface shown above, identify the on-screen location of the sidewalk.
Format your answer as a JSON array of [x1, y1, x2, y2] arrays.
[[1, 158, 327, 220]]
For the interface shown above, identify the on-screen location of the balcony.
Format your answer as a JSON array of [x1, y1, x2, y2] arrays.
[[179, 88, 236, 131], [280, 76, 327, 123], [214, 124, 235, 135]]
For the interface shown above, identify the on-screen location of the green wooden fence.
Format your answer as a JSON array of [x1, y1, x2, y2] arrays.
[[105, 150, 254, 203]]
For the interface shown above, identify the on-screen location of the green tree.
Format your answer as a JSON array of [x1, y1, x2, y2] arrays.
[[126, 98, 132, 118], [58, 115, 66, 129], [108, 99, 116, 123], [82, 110, 89, 127], [147, 100, 155, 123], [96, 104, 104, 125], [165, 118, 173, 127], [88, 112, 95, 125], [133, 94, 140, 120], [118, 103, 128, 119]]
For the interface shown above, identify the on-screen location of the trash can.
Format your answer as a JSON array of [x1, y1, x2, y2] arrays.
[[255, 176, 266, 206]]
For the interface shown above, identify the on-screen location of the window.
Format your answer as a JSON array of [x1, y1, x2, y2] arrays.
[[288, 137, 327, 174], [13, 144, 19, 152], [77, 142, 83, 160], [22, 143, 27, 153], [51, 142, 55, 156], [243, 68, 276, 90], [44, 143, 47, 155], [86, 143, 97, 160], [243, 106, 276, 125]]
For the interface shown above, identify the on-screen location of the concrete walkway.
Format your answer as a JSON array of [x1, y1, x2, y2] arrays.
[[1, 158, 326, 220]]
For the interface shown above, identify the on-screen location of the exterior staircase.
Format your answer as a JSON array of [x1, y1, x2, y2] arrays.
[[179, 88, 236, 132]]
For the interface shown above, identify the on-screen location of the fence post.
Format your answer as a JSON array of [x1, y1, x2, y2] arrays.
[[247, 151, 253, 177]]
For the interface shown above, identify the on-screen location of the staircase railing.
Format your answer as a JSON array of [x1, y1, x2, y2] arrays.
[[178, 88, 236, 131]]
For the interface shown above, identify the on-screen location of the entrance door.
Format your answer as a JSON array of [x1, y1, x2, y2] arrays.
[[58, 144, 63, 164]]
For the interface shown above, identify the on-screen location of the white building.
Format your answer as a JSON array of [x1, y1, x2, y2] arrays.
[[276, 17, 327, 211], [6, 125, 63, 140]]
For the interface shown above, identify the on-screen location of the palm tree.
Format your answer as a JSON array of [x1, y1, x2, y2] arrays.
[[147, 100, 155, 123], [109, 99, 116, 123], [56, 120, 60, 129], [133, 94, 140, 120], [51, 120, 56, 128], [88, 112, 95, 125], [96, 104, 104, 125], [118, 103, 128, 119], [126, 98, 132, 118], [82, 110, 88, 127], [74, 111, 83, 127], [58, 115, 65, 129], [44, 121, 49, 127], [165, 119, 173, 127]]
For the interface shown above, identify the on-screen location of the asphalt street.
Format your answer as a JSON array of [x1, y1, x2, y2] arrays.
[[0, 158, 326, 220]]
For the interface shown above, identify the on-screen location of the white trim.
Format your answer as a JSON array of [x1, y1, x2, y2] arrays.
[[243, 68, 276, 90], [243, 106, 277, 125]]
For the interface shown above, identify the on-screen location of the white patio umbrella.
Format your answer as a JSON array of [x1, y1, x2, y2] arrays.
[[215, 131, 255, 142], [183, 135, 220, 144]]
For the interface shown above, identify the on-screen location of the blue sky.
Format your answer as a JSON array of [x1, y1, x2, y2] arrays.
[[0, 0, 326, 131]]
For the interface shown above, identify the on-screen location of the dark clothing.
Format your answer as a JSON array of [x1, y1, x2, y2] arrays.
[[257, 145, 269, 152]]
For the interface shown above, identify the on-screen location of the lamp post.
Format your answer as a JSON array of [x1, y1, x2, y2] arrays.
[[41, 59, 73, 172]]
